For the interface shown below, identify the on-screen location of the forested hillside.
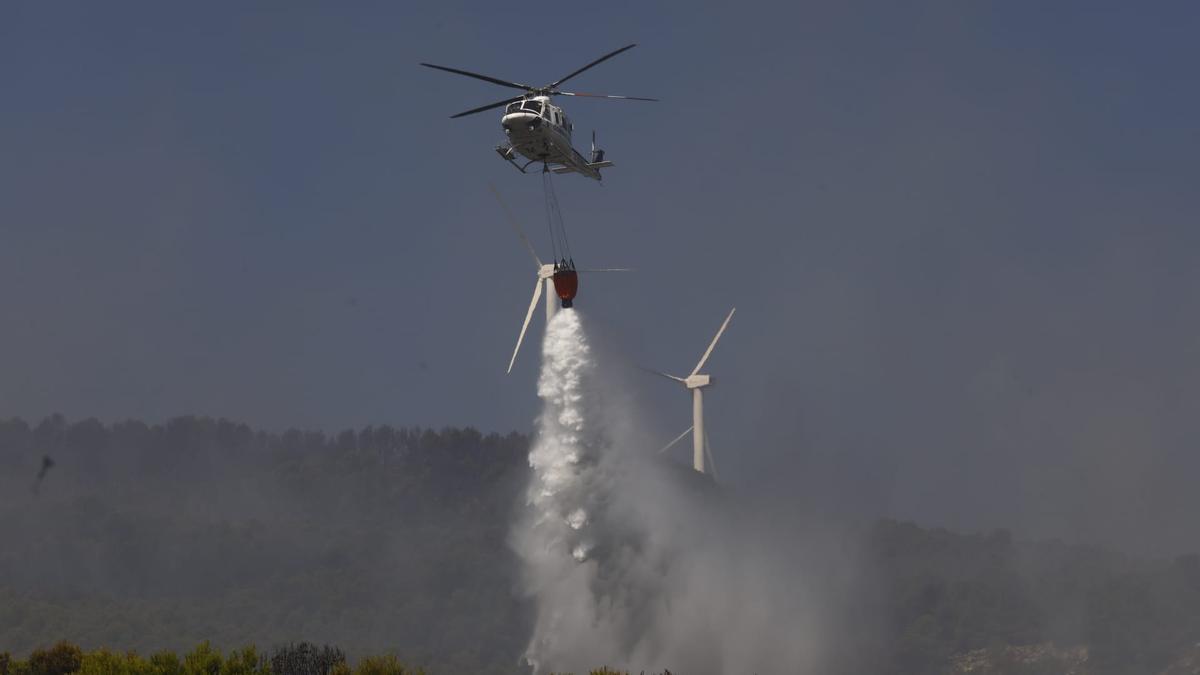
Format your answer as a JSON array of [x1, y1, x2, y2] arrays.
[[2, 415, 1199, 675], [867, 521, 1200, 674], [0, 416, 530, 674]]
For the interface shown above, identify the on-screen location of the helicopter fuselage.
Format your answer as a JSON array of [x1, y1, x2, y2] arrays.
[[497, 97, 610, 181], [422, 44, 653, 179]]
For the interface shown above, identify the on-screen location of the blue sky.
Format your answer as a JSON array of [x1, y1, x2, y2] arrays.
[[2, 2, 1198, 551]]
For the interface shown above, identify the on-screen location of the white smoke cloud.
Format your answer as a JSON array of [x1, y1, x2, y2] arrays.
[[511, 310, 856, 675]]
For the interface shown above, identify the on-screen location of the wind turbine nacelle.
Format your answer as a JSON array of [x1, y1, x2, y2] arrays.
[[685, 374, 711, 389]]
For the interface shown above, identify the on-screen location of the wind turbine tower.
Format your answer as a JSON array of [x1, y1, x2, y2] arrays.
[[650, 308, 736, 474]]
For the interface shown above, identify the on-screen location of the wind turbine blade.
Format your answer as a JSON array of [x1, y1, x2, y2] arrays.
[[636, 365, 686, 383], [576, 268, 633, 273], [489, 183, 542, 268], [691, 307, 736, 377], [658, 426, 694, 454], [507, 278, 543, 373]]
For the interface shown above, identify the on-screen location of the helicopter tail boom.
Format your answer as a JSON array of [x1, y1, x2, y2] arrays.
[[551, 160, 614, 175]]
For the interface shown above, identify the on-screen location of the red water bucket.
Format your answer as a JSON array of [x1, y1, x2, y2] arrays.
[[552, 269, 579, 308]]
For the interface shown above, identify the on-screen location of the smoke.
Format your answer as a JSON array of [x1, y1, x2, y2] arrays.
[[512, 310, 858, 675]]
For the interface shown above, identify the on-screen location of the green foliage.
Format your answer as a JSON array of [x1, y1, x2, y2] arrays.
[[77, 648, 156, 675], [77, 648, 123, 675], [28, 642, 82, 675], [269, 644, 343, 675], [27, 644, 269, 675], [219, 648, 265, 675], [353, 655, 422, 675], [182, 643, 222, 675], [1, 652, 11, 675], [149, 652, 182, 675]]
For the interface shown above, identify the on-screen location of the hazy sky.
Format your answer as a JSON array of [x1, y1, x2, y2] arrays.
[[2, 2, 1198, 553]]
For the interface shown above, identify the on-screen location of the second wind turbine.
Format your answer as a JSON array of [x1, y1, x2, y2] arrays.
[[647, 308, 736, 476]]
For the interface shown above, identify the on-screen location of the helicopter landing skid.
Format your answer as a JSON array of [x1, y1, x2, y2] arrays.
[[494, 146, 536, 174]]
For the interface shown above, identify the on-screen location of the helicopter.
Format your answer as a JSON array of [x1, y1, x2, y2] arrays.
[[421, 44, 656, 181]]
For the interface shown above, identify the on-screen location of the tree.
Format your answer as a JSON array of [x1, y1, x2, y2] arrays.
[[219, 647, 265, 675], [182, 643, 222, 675], [28, 642, 82, 675], [149, 652, 182, 675], [352, 655, 421, 675], [269, 644, 345, 675]]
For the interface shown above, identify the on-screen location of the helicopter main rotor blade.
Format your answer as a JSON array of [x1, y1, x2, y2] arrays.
[[419, 62, 534, 91], [556, 92, 659, 102], [450, 95, 526, 119], [549, 44, 638, 89]]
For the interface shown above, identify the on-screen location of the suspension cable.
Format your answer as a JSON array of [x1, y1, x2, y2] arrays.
[[541, 166, 559, 263], [542, 167, 572, 265]]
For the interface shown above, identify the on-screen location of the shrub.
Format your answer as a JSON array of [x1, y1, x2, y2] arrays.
[[219, 648, 265, 675], [269, 644, 345, 675], [77, 648, 155, 675], [148, 652, 181, 675], [29, 642, 83, 675], [352, 655, 422, 675], [182, 643, 222, 675]]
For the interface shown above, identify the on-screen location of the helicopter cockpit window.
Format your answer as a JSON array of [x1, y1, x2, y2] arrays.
[[521, 100, 543, 114], [505, 102, 523, 114]]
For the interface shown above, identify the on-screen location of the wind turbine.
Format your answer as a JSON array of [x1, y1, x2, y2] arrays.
[[490, 185, 627, 373], [647, 308, 736, 475]]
